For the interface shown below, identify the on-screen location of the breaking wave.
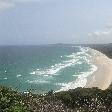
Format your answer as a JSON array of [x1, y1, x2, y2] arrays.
[[29, 46, 97, 92]]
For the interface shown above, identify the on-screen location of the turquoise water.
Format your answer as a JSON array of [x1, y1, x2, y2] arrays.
[[0, 45, 96, 93]]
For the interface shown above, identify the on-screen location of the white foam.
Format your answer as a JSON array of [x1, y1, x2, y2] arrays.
[[72, 74, 80, 77], [29, 46, 97, 91], [30, 47, 91, 77], [30, 71, 36, 75], [30, 54, 80, 76], [23, 91, 29, 94], [4, 77, 7, 80], [76, 61, 82, 64], [17, 74, 22, 78], [56, 47, 98, 92], [26, 80, 49, 84], [44, 75, 49, 77], [56, 65, 97, 92]]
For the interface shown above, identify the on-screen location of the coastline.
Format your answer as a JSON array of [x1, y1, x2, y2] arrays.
[[85, 48, 112, 90]]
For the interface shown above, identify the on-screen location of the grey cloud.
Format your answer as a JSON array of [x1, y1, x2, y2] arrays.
[[88, 28, 112, 37], [0, 1, 15, 11], [88, 25, 112, 44]]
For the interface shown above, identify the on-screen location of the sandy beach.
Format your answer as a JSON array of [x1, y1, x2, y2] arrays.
[[85, 49, 112, 90]]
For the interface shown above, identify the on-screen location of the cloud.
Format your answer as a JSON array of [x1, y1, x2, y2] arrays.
[[88, 27, 112, 37], [0, 0, 39, 11], [0, 1, 15, 11], [88, 25, 112, 43]]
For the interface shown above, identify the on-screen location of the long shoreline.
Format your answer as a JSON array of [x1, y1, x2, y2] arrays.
[[85, 48, 112, 90]]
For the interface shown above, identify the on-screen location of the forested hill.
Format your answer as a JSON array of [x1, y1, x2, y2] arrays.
[[86, 43, 112, 59]]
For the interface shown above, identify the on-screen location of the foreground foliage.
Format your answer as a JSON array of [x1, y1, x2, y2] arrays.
[[1, 85, 112, 112], [0, 86, 28, 112]]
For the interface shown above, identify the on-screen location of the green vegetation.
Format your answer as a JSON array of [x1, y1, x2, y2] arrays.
[[0, 86, 28, 112], [1, 85, 112, 112], [54, 87, 112, 112], [87, 43, 112, 58]]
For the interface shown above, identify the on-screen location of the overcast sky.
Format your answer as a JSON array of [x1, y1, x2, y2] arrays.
[[0, 0, 112, 45]]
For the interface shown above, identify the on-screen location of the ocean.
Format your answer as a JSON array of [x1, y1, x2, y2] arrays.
[[0, 45, 97, 94]]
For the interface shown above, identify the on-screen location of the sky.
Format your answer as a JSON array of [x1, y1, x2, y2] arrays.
[[0, 0, 112, 45]]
